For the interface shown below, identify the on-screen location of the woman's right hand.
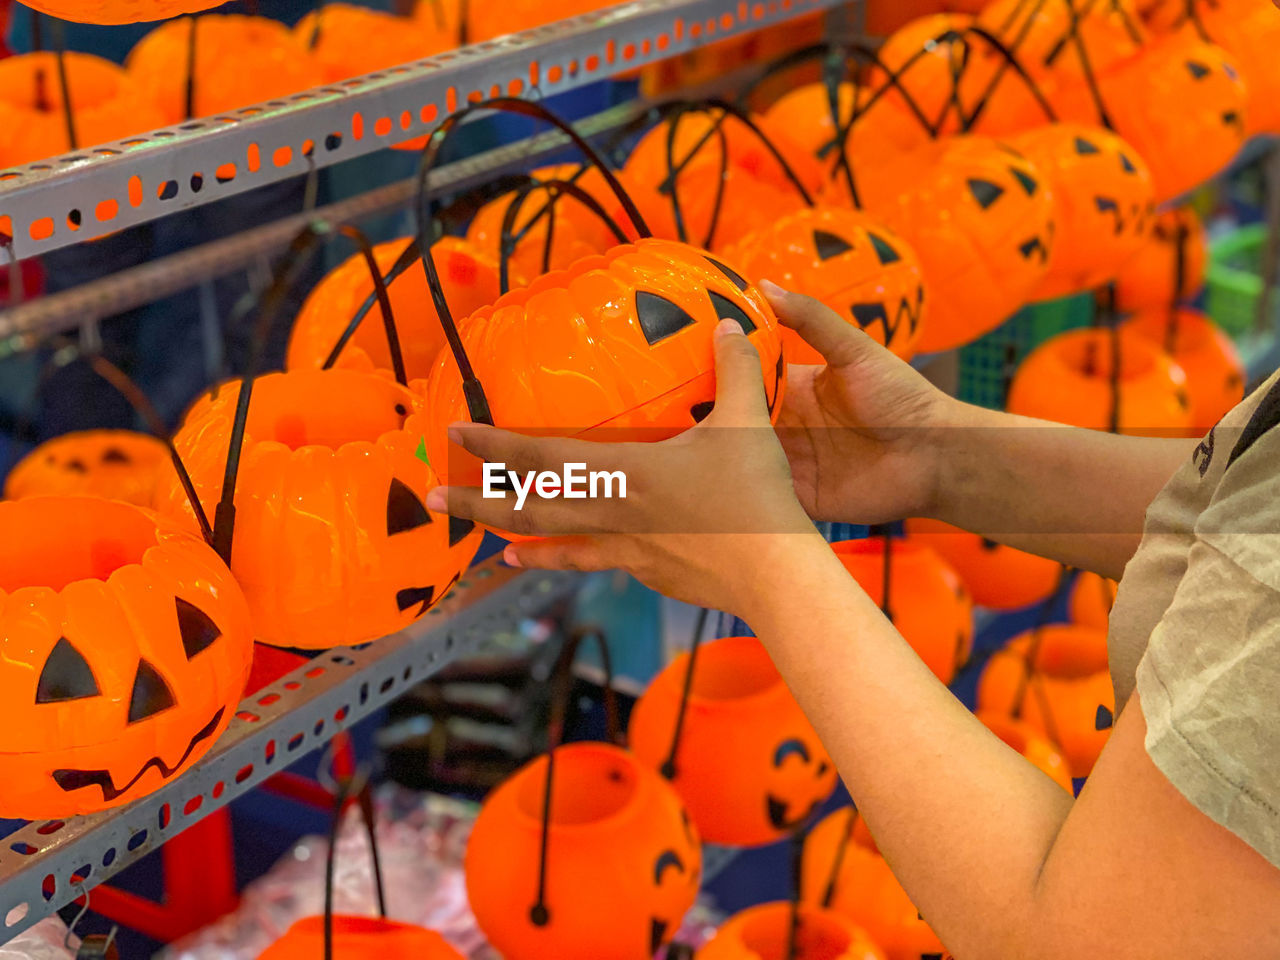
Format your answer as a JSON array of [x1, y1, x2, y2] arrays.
[[762, 281, 963, 525]]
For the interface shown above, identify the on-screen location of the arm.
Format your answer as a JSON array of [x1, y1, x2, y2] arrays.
[[768, 283, 1197, 579]]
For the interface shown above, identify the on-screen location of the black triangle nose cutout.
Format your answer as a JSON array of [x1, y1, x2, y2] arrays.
[[36, 638, 100, 704], [813, 229, 854, 261], [708, 291, 756, 334], [1119, 152, 1138, 174], [101, 447, 131, 464], [967, 178, 1005, 209], [65, 459, 88, 474], [448, 516, 476, 546], [128, 660, 176, 724], [1095, 704, 1114, 731], [636, 291, 699, 345], [869, 233, 900, 265], [387, 478, 432, 535], [176, 598, 221, 660], [1186, 59, 1210, 79], [1073, 136, 1100, 155], [703, 256, 749, 291]]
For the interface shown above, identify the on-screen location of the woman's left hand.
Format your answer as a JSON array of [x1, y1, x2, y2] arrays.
[[425, 320, 826, 618]]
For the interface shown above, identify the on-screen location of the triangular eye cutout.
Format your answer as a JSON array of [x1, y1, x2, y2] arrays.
[[101, 447, 130, 464], [448, 516, 475, 547], [636, 291, 699, 345], [1119, 152, 1138, 174], [387, 478, 432, 536], [1095, 704, 1114, 731], [36, 638, 100, 704], [1185, 59, 1210, 80], [813, 229, 854, 261], [708, 292, 756, 334], [703, 256, 749, 291], [869, 233, 901, 265], [176, 598, 221, 660], [1073, 136, 1100, 155], [967, 178, 1005, 209], [1010, 167, 1038, 196], [128, 659, 176, 724]]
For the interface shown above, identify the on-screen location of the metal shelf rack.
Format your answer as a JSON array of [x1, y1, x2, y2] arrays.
[[0, 562, 581, 944], [0, 0, 846, 260]]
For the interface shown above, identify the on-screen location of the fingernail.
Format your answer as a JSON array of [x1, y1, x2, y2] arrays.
[[716, 318, 744, 338], [425, 488, 448, 512], [503, 545, 522, 567], [758, 279, 782, 296], [446, 422, 466, 445]]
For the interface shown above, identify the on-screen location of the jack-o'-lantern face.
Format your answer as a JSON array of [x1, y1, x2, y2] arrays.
[[4, 430, 174, 507], [1011, 123, 1156, 300], [723, 208, 928, 363], [424, 239, 785, 486], [0, 497, 253, 818], [157, 369, 482, 649], [465, 742, 702, 960], [841, 135, 1056, 354], [630, 636, 837, 848]]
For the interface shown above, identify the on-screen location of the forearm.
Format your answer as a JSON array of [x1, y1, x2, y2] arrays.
[[740, 535, 1075, 959], [924, 401, 1197, 580]]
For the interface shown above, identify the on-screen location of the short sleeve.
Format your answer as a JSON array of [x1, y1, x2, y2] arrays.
[[1136, 537, 1280, 868]]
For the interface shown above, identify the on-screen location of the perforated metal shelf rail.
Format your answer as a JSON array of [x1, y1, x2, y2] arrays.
[[0, 0, 848, 261], [0, 562, 581, 946]]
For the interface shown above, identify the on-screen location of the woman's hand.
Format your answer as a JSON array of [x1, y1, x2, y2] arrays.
[[763, 281, 961, 524], [425, 320, 830, 619]]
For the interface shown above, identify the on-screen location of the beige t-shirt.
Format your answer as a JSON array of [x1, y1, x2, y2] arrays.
[[1108, 367, 1280, 866]]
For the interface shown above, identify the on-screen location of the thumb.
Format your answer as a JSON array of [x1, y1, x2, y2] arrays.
[[759, 280, 879, 369], [708, 318, 770, 426]]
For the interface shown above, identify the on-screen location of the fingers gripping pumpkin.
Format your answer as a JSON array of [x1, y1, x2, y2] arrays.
[[0, 496, 253, 818], [697, 901, 887, 960], [842, 135, 1057, 354], [978, 623, 1115, 776], [5, 430, 175, 506], [1114, 206, 1207, 312], [903, 518, 1061, 611], [287, 236, 502, 380], [722, 208, 928, 363], [1009, 123, 1156, 301], [629, 636, 838, 848], [157, 369, 481, 649]]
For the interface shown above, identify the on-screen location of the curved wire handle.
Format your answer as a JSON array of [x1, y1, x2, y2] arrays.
[[496, 174, 635, 295], [530, 625, 621, 927], [659, 607, 710, 780], [213, 221, 408, 565], [323, 771, 388, 960], [413, 98, 652, 427]]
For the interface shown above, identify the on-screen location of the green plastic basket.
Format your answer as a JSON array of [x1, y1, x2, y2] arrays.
[[957, 292, 1096, 409], [1206, 223, 1272, 338]]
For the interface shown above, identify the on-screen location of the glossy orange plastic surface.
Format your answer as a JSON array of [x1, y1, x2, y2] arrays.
[[801, 809, 942, 960], [423, 238, 785, 487], [466, 164, 647, 280], [1069, 570, 1117, 630], [5, 430, 175, 507], [0, 496, 253, 818], [629, 636, 838, 848], [831, 539, 974, 684], [258, 916, 464, 960], [287, 237, 502, 381], [1048, 33, 1248, 201], [697, 901, 887, 960], [903, 518, 1061, 611], [722, 208, 927, 363], [978, 623, 1114, 776], [1143, 0, 1280, 136], [978, 710, 1074, 791], [17, 0, 220, 25], [1007, 327, 1194, 435], [294, 5, 452, 84], [1124, 307, 1245, 430], [156, 369, 482, 649], [465, 742, 702, 960], [976, 0, 1149, 87], [1009, 123, 1156, 300], [1114, 207, 1207, 312], [0, 53, 169, 168], [841, 135, 1057, 354], [127, 15, 324, 123], [759, 82, 861, 185]]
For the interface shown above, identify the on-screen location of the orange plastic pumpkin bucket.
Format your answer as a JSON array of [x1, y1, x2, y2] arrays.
[[903, 518, 1062, 611]]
